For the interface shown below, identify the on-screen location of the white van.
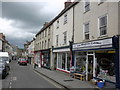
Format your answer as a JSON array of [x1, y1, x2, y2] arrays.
[[0, 52, 9, 64]]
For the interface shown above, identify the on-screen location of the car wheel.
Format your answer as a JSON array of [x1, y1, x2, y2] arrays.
[[2, 75, 6, 79]]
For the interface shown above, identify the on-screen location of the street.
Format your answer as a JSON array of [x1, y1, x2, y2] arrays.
[[2, 60, 62, 89]]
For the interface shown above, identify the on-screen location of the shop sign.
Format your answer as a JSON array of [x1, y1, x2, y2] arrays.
[[73, 38, 112, 50], [53, 48, 70, 52]]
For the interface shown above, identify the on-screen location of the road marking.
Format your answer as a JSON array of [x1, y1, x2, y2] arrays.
[[9, 82, 12, 85], [9, 86, 11, 88], [34, 71, 64, 89], [13, 77, 17, 81]]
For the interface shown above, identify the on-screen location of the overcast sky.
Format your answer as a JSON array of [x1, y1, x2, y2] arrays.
[[0, 0, 68, 48]]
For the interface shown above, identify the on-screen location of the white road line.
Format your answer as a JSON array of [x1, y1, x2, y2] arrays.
[[9, 82, 12, 85], [9, 86, 11, 88]]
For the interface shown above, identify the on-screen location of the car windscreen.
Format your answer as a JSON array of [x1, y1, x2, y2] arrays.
[[0, 57, 9, 62], [21, 58, 26, 61], [0, 60, 5, 68]]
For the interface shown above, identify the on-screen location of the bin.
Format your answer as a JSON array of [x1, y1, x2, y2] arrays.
[[97, 81, 105, 88]]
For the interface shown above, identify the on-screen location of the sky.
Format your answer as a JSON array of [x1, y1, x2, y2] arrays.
[[0, 0, 68, 48]]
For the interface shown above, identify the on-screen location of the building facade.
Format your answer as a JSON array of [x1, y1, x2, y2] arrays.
[[33, 0, 120, 88], [52, 2, 78, 73], [34, 22, 53, 69], [27, 39, 35, 64], [72, 0, 120, 87]]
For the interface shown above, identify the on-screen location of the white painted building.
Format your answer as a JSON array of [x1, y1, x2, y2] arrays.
[[0, 39, 2, 52], [72, 0, 120, 86], [52, 2, 78, 73]]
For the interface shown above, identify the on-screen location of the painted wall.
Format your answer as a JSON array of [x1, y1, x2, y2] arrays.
[[53, 7, 73, 48], [0, 40, 2, 51], [74, 1, 119, 43]]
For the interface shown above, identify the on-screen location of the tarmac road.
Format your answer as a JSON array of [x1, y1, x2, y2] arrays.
[[2, 60, 62, 89]]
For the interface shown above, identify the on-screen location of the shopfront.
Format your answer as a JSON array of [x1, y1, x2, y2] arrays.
[[53, 47, 71, 73], [73, 38, 116, 83], [34, 51, 41, 67], [41, 49, 50, 69]]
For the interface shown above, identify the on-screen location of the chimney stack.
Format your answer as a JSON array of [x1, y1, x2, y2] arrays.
[[64, 0, 72, 8], [44, 22, 49, 27]]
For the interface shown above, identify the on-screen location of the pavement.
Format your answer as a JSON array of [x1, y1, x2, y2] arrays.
[[33, 65, 98, 89]]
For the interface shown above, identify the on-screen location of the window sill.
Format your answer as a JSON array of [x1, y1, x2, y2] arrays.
[[83, 10, 90, 14], [98, 2, 104, 5], [83, 39, 90, 42], [97, 34, 108, 39]]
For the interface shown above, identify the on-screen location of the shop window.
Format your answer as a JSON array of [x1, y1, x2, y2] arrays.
[[62, 53, 66, 70], [43, 53, 50, 68], [75, 52, 86, 73], [58, 53, 62, 69], [57, 52, 70, 71], [96, 52, 115, 82], [67, 53, 70, 71]]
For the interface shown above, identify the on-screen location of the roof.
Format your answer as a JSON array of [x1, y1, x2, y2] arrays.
[[0, 52, 9, 57], [36, 2, 79, 37]]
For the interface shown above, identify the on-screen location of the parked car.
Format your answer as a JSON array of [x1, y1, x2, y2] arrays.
[[0, 60, 10, 79], [19, 58, 27, 65], [0, 52, 10, 64]]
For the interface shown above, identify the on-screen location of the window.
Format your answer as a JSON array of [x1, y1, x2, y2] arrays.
[[57, 52, 70, 71], [42, 32, 44, 38], [56, 35, 59, 46], [40, 34, 41, 40], [42, 41, 44, 49], [45, 40, 46, 49], [64, 14, 67, 24], [84, 0, 90, 12], [48, 39, 50, 48], [84, 23, 89, 40], [63, 31, 67, 44], [98, 0, 106, 4], [45, 30, 47, 37], [99, 15, 107, 36], [40, 42, 41, 49], [56, 20, 59, 29], [48, 27, 50, 35]]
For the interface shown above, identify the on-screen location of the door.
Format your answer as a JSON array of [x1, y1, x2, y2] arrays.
[[86, 52, 95, 81]]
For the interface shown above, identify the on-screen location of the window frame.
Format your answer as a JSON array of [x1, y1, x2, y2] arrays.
[[56, 20, 59, 29], [56, 35, 59, 46], [98, 15, 108, 36], [64, 14, 67, 24], [84, 0, 90, 13], [84, 22, 90, 40], [63, 31, 67, 44]]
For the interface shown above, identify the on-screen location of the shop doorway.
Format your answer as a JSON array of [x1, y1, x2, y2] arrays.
[[86, 52, 95, 81]]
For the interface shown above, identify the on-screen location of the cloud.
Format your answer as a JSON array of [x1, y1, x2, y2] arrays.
[[0, 0, 66, 48]]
